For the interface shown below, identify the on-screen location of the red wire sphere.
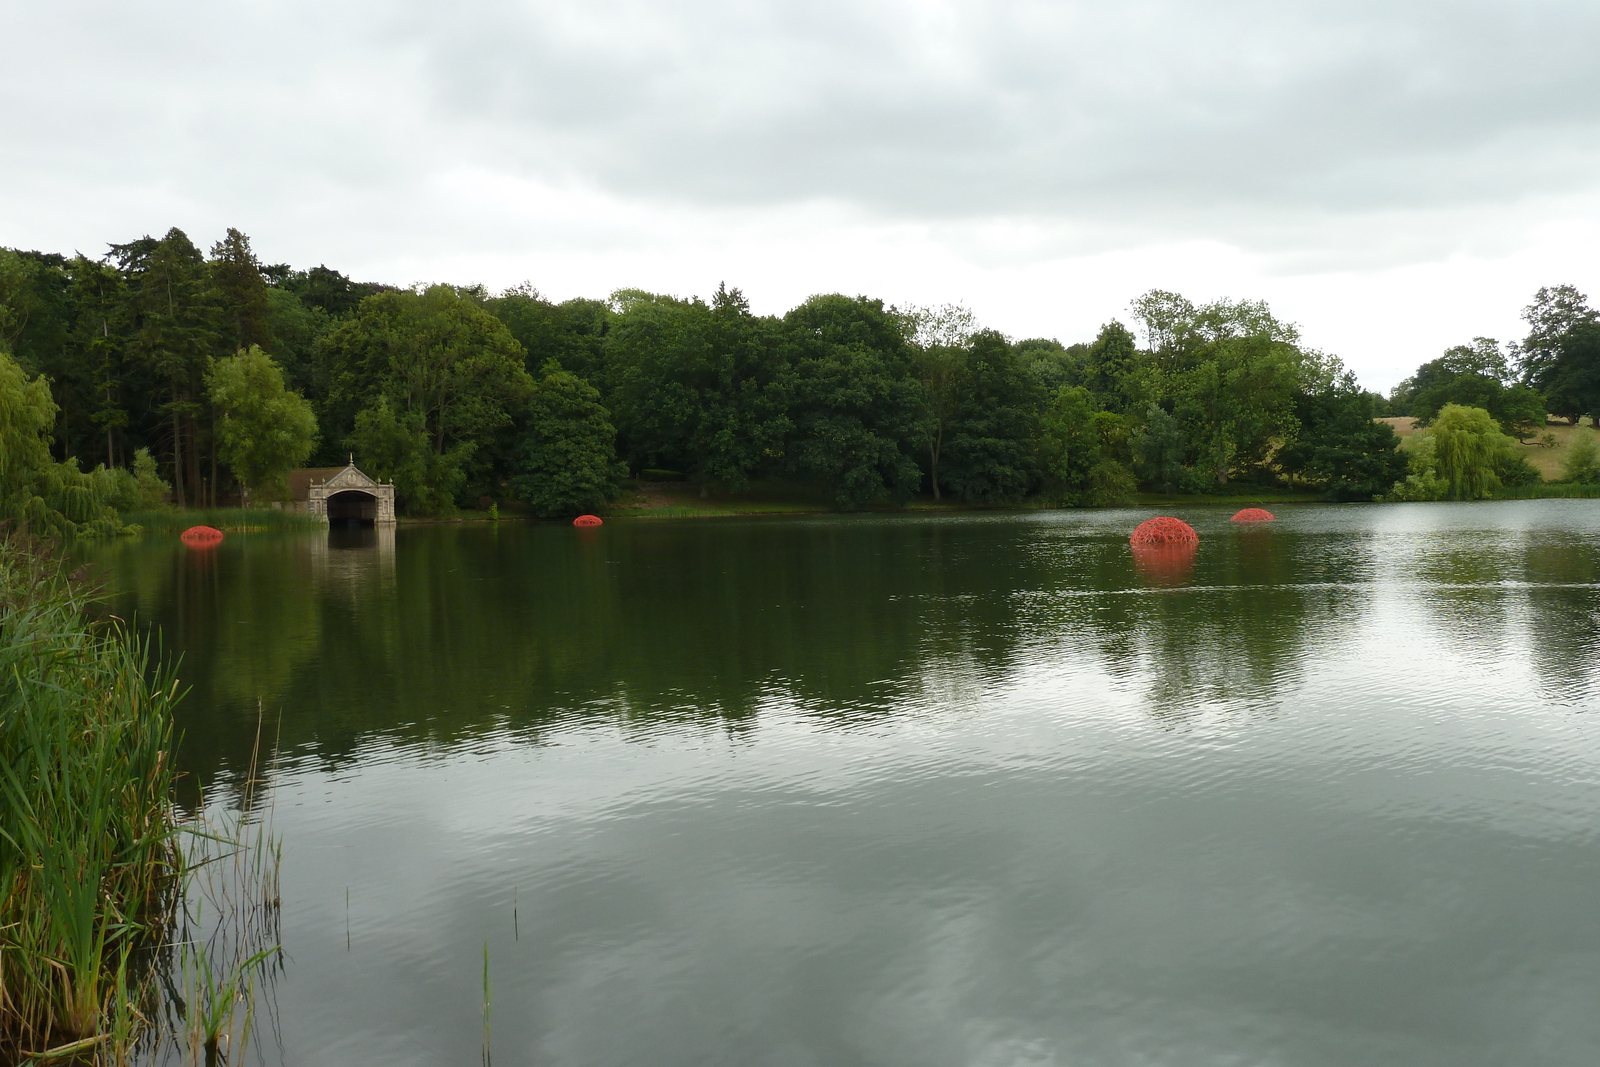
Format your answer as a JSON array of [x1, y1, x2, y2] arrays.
[[573, 515, 603, 528], [1128, 516, 1198, 547], [180, 525, 224, 548], [1231, 508, 1276, 523]]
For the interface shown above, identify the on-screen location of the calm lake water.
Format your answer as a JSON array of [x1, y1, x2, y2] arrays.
[[88, 502, 1600, 1067]]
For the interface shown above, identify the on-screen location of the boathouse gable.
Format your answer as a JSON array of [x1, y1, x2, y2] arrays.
[[286, 461, 397, 525]]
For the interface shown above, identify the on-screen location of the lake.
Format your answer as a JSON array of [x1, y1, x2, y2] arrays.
[[89, 502, 1600, 1067]]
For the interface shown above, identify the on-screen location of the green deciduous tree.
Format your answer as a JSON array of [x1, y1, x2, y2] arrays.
[[1014, 338, 1081, 396], [349, 396, 467, 515], [1131, 403, 1189, 493], [1081, 321, 1137, 412], [1037, 386, 1135, 506], [486, 285, 612, 385], [323, 285, 533, 505], [1496, 383, 1549, 442], [1400, 337, 1548, 439], [1123, 291, 1308, 488], [1516, 285, 1598, 420], [1514, 285, 1600, 425], [324, 285, 532, 453], [781, 295, 926, 509], [1278, 368, 1410, 500], [1170, 333, 1302, 485], [207, 346, 318, 501], [937, 330, 1045, 503], [604, 285, 791, 493], [511, 362, 627, 517], [905, 303, 976, 501], [0, 348, 120, 536]]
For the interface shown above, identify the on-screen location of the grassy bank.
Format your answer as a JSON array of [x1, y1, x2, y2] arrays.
[[1132, 487, 1323, 508], [1381, 416, 1600, 500], [601, 478, 1326, 519], [1492, 483, 1600, 499], [122, 507, 326, 533], [1383, 415, 1600, 480], [0, 536, 182, 1062], [604, 479, 842, 519]]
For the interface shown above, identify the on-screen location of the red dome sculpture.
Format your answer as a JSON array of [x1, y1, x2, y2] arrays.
[[1231, 508, 1275, 523], [573, 514, 603, 527], [1129, 516, 1198, 547], [180, 525, 224, 549]]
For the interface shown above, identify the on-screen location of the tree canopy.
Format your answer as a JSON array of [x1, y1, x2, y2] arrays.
[[208, 346, 318, 500], [7, 225, 1587, 522]]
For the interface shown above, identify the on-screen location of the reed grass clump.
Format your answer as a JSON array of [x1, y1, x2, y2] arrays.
[[1492, 482, 1600, 499], [0, 534, 181, 1063], [119, 508, 325, 534]]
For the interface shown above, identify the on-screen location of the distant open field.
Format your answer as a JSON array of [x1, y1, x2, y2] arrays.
[[1379, 416, 1600, 481]]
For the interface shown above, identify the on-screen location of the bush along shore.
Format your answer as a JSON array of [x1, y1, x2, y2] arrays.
[[0, 534, 280, 1064]]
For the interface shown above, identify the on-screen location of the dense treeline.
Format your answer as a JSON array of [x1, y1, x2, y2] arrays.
[[5, 226, 1599, 528]]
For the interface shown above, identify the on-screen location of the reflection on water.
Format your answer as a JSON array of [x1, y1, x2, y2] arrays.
[[1129, 541, 1197, 585], [86, 502, 1600, 1067], [310, 522, 395, 590]]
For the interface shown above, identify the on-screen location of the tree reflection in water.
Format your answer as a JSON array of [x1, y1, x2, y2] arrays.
[[80, 504, 1600, 783]]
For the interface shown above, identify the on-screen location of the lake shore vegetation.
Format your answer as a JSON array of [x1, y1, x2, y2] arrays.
[[0, 534, 180, 1063], [8, 232, 1600, 527]]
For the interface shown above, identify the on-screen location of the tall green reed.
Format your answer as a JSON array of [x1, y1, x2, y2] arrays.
[[0, 534, 181, 1063], [118, 509, 324, 534], [162, 708, 283, 1067]]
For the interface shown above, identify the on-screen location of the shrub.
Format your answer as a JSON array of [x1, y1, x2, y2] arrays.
[[1382, 469, 1448, 502], [1561, 432, 1600, 484]]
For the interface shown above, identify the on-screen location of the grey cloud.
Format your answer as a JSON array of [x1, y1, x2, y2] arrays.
[[4, 0, 1600, 264], [408, 0, 1600, 222]]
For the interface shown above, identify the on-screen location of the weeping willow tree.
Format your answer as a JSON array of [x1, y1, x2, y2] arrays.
[[1424, 403, 1519, 500], [0, 348, 123, 537]]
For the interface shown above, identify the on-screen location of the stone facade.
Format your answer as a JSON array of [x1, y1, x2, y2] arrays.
[[297, 462, 396, 524]]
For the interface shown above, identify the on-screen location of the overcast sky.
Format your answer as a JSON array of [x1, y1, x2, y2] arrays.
[[5, 0, 1600, 390]]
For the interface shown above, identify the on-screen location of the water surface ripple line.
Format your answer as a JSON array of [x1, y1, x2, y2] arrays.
[[1013, 580, 1600, 598]]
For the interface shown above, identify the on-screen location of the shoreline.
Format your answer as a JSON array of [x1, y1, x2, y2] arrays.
[[127, 484, 1600, 534]]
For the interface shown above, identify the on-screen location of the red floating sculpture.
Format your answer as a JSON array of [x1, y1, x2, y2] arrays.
[[573, 515, 603, 528], [1128, 516, 1198, 547], [180, 525, 224, 549], [1231, 508, 1275, 523]]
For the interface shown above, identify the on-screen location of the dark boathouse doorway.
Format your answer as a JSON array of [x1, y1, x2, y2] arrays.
[[327, 490, 379, 526]]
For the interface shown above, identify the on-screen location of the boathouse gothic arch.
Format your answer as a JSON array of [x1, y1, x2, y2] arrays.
[[305, 461, 396, 525]]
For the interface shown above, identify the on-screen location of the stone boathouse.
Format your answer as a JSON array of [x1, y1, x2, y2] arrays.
[[285, 460, 396, 525]]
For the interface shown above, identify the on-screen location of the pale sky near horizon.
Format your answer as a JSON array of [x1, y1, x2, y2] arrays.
[[5, 0, 1600, 391]]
